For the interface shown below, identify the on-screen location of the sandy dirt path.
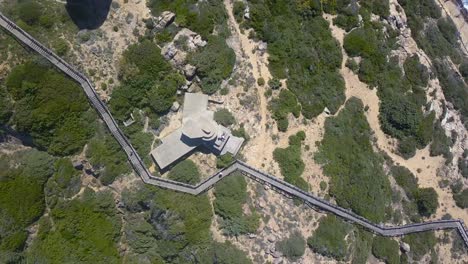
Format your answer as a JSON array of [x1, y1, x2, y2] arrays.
[[224, 0, 271, 169]]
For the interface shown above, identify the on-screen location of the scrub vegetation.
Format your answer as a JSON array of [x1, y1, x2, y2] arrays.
[[316, 98, 391, 222], [4, 61, 95, 156], [214, 172, 260, 237], [273, 131, 309, 190], [247, 0, 346, 120]]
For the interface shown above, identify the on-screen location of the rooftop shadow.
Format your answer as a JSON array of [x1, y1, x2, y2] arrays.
[[66, 0, 112, 30]]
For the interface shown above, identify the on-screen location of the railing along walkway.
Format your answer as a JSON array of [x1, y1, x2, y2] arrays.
[[1, 12, 467, 248]]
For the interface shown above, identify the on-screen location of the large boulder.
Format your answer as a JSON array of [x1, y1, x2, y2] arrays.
[[155, 11, 175, 30]]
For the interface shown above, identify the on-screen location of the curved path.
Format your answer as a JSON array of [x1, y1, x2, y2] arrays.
[[1, 12, 467, 248]]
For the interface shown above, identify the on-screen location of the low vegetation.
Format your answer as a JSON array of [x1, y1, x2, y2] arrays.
[[391, 166, 439, 218], [273, 131, 308, 190], [248, 0, 345, 119], [168, 159, 200, 184], [276, 232, 306, 261], [0, 150, 54, 257], [214, 109, 236, 127], [4, 62, 95, 156], [372, 236, 400, 264], [316, 98, 391, 222], [307, 215, 352, 261], [122, 184, 213, 262], [189, 36, 236, 94], [28, 189, 121, 263], [214, 172, 259, 236], [86, 125, 131, 185], [268, 89, 301, 131], [402, 232, 437, 261]]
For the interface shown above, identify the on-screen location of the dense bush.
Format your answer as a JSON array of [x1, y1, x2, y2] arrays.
[[28, 190, 121, 263], [372, 236, 400, 264], [214, 172, 259, 236], [5, 62, 94, 156], [391, 165, 418, 200], [307, 215, 351, 260], [113, 40, 183, 120], [189, 36, 235, 94], [216, 153, 235, 168], [199, 241, 252, 264], [168, 159, 200, 184], [399, 0, 468, 127], [214, 109, 236, 127], [402, 232, 436, 261], [453, 189, 468, 209], [0, 150, 54, 253], [248, 1, 345, 118], [414, 188, 438, 217], [316, 98, 391, 222], [86, 126, 130, 185], [459, 150, 468, 178], [273, 131, 308, 190], [122, 184, 213, 261], [276, 232, 306, 261], [269, 89, 301, 131]]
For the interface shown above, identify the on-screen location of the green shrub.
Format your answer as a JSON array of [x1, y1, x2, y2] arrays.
[[274, 131, 308, 190], [86, 128, 130, 186], [18, 1, 42, 25], [257, 77, 265, 86], [28, 190, 121, 263], [217, 153, 235, 169], [233, 1, 246, 23], [6, 62, 94, 156], [345, 58, 359, 73], [453, 189, 468, 209], [414, 188, 438, 217], [0, 150, 54, 253], [168, 160, 200, 184], [372, 236, 400, 264], [268, 78, 282, 90], [402, 232, 436, 261], [214, 109, 236, 126], [391, 165, 418, 199], [276, 232, 306, 261], [199, 241, 252, 263], [248, 3, 345, 118], [316, 98, 391, 222], [307, 215, 351, 260], [214, 172, 259, 236], [190, 36, 235, 94], [269, 89, 301, 131]]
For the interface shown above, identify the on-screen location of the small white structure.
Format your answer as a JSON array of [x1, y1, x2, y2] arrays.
[[151, 93, 244, 170]]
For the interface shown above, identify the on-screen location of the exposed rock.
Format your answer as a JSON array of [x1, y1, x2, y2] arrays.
[[400, 242, 410, 252], [162, 45, 177, 60], [271, 251, 282, 258], [267, 235, 276, 243], [171, 101, 180, 112], [249, 233, 257, 239], [183, 64, 197, 80], [258, 41, 267, 53], [258, 200, 266, 209], [155, 11, 175, 30], [244, 5, 250, 20]]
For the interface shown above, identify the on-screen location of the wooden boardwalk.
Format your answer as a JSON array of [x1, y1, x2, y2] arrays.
[[1, 12, 467, 248]]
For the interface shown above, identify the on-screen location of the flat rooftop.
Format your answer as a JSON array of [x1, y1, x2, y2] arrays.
[[151, 93, 244, 170]]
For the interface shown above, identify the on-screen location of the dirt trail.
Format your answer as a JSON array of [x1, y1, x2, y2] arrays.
[[325, 13, 468, 222], [224, 0, 271, 168]]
